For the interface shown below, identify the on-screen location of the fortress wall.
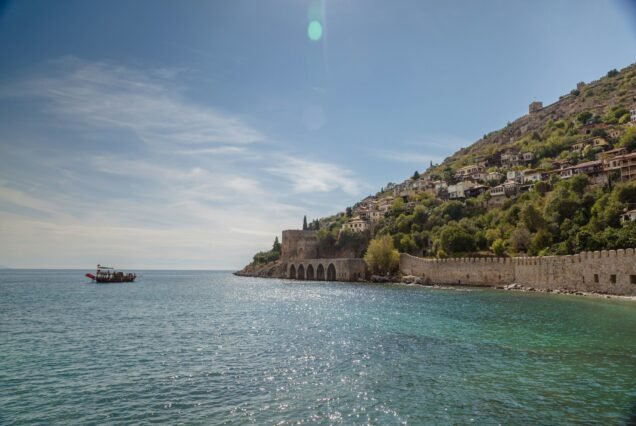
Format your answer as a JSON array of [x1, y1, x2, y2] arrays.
[[400, 254, 514, 287], [400, 250, 636, 295], [514, 249, 636, 295]]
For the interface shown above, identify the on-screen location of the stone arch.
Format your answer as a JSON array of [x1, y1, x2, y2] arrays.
[[297, 264, 305, 280], [306, 264, 315, 280], [327, 263, 336, 281], [289, 264, 296, 279], [316, 264, 325, 280]]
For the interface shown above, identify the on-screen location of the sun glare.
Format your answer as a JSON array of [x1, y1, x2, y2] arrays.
[[307, 20, 322, 41]]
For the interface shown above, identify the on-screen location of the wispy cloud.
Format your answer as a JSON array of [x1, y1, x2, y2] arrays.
[[5, 57, 263, 147], [266, 156, 361, 195]]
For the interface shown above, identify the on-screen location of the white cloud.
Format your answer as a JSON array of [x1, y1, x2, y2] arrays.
[[266, 156, 361, 195], [7, 58, 263, 147]]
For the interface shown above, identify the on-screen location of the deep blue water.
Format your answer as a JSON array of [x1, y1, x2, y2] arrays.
[[1, 270, 635, 425]]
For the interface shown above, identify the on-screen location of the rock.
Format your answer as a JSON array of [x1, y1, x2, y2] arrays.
[[401, 275, 416, 284], [370, 275, 391, 283]]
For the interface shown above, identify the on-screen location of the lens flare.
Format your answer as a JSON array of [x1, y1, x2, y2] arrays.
[[307, 20, 323, 41]]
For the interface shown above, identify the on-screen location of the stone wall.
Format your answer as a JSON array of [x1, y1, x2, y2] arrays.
[[514, 249, 636, 295], [281, 230, 318, 261], [400, 249, 636, 295], [400, 254, 515, 287]]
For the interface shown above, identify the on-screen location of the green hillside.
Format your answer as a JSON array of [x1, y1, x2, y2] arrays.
[[251, 64, 636, 268]]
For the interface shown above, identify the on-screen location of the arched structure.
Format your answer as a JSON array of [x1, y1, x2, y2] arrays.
[[306, 264, 315, 280], [297, 264, 305, 280], [327, 263, 336, 281], [316, 264, 325, 280], [286, 259, 367, 282]]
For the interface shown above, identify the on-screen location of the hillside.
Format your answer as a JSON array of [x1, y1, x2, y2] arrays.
[[245, 64, 636, 271]]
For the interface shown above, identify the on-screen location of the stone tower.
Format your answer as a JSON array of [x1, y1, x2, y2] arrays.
[[529, 101, 543, 114], [281, 230, 318, 261]]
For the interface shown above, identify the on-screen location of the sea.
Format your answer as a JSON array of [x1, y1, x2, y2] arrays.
[[1, 270, 635, 425]]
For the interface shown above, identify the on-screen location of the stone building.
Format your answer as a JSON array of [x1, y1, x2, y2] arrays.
[[343, 217, 369, 233]]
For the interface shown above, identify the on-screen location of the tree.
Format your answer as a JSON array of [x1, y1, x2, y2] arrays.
[[491, 238, 506, 257], [412, 170, 420, 180], [607, 69, 619, 78], [618, 126, 636, 151], [302, 215, 308, 230], [272, 236, 281, 253], [364, 235, 400, 275], [439, 225, 476, 254], [391, 197, 405, 214], [520, 204, 545, 232], [345, 207, 353, 218], [577, 111, 592, 125], [509, 226, 531, 253]]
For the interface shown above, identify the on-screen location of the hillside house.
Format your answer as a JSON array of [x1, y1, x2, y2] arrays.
[[559, 160, 608, 185], [433, 180, 448, 194], [500, 150, 521, 167], [486, 171, 504, 182], [580, 123, 608, 135], [599, 148, 628, 163], [448, 181, 475, 199], [489, 184, 506, 197], [367, 209, 384, 223], [343, 217, 369, 233], [592, 137, 610, 150], [464, 184, 488, 198], [503, 180, 520, 195], [523, 170, 547, 183], [501, 149, 533, 167], [506, 170, 525, 183], [571, 141, 588, 152], [605, 152, 636, 182], [621, 209, 636, 223], [607, 128, 622, 139], [454, 164, 485, 180], [631, 108, 636, 123]]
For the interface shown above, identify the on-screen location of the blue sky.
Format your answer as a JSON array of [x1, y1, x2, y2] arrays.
[[0, 0, 635, 269]]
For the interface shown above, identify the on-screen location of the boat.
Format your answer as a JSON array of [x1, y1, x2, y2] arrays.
[[85, 264, 137, 283]]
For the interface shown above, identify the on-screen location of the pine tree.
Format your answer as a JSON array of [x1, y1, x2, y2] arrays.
[[272, 236, 281, 253], [303, 215, 308, 230], [412, 170, 420, 180]]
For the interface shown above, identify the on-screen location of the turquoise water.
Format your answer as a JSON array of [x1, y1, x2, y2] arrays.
[[1, 270, 635, 425]]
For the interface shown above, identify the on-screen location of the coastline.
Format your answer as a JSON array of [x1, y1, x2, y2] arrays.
[[235, 268, 636, 302], [235, 249, 636, 300]]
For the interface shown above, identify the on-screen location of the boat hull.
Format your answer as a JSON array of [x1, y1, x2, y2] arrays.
[[85, 272, 136, 283]]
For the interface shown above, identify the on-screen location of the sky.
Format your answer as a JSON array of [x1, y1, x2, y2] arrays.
[[0, 0, 635, 269]]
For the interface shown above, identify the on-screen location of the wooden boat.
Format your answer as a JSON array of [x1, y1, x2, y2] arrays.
[[85, 265, 136, 283]]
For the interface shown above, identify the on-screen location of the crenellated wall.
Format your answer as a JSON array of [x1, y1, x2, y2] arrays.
[[400, 249, 636, 295], [513, 249, 636, 295], [400, 254, 515, 287]]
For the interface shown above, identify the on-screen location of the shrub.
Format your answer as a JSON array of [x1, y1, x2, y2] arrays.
[[364, 235, 400, 275]]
